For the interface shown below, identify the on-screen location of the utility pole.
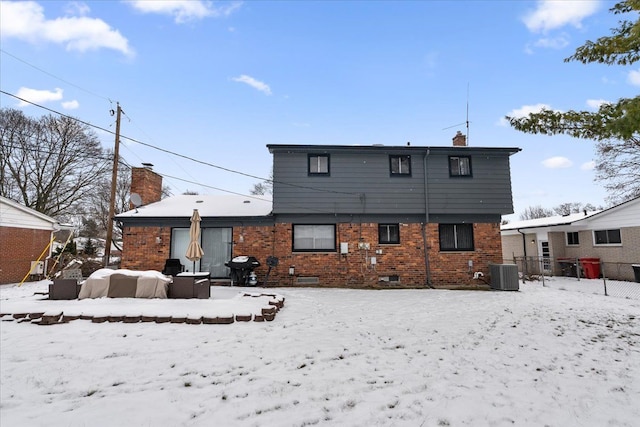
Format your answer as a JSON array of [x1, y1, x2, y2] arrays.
[[104, 103, 121, 267]]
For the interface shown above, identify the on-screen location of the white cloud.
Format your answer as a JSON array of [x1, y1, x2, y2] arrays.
[[533, 34, 569, 49], [61, 100, 80, 110], [15, 87, 63, 107], [232, 75, 272, 95], [523, 0, 600, 33], [586, 99, 610, 110], [628, 69, 640, 86], [581, 161, 596, 170], [542, 156, 573, 169], [0, 1, 133, 56], [499, 103, 551, 126], [127, 0, 242, 24], [64, 1, 90, 16]]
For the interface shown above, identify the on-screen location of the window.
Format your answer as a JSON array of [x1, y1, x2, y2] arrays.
[[594, 229, 621, 245], [439, 223, 474, 251], [379, 224, 400, 244], [566, 232, 579, 245], [308, 154, 329, 175], [390, 155, 411, 176], [449, 156, 472, 177], [293, 225, 336, 251]]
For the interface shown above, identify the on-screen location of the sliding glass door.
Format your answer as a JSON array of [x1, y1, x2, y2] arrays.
[[170, 227, 232, 277]]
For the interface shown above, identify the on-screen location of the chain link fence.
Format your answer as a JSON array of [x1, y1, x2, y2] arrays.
[[505, 256, 640, 300]]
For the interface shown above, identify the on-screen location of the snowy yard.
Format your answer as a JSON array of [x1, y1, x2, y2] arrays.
[[1, 279, 639, 427]]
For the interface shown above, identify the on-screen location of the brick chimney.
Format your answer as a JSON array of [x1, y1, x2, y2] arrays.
[[130, 164, 163, 209], [452, 131, 467, 147]]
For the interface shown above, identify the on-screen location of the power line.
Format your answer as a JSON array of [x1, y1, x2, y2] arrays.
[[157, 172, 271, 201], [0, 49, 112, 102], [0, 90, 362, 197]]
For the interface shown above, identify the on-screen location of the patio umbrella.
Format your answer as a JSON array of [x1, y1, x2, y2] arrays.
[[186, 209, 204, 272]]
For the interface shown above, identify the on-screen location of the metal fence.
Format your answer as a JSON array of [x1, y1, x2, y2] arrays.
[[505, 256, 640, 300]]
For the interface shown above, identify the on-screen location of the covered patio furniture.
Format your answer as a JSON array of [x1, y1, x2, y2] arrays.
[[169, 276, 210, 299]]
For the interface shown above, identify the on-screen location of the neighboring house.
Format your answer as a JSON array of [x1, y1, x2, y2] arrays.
[[117, 133, 521, 288], [501, 196, 640, 281], [0, 196, 59, 284]]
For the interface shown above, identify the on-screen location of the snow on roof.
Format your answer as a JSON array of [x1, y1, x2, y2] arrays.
[[501, 210, 601, 231], [115, 194, 273, 218]]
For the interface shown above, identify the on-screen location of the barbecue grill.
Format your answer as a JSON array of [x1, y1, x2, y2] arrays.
[[225, 256, 261, 286]]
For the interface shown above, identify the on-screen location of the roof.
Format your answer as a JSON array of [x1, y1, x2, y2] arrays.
[[115, 194, 273, 218], [0, 196, 59, 229], [267, 144, 521, 155], [501, 211, 601, 231], [501, 196, 640, 233]]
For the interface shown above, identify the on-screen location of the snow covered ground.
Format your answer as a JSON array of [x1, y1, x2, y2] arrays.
[[1, 278, 639, 427]]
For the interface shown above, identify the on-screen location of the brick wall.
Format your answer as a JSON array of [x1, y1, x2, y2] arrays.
[[130, 167, 163, 208], [121, 226, 171, 272], [0, 226, 51, 284], [121, 222, 503, 289]]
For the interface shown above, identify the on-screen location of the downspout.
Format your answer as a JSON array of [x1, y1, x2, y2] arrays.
[[517, 228, 527, 258], [517, 228, 527, 283], [423, 150, 432, 287]]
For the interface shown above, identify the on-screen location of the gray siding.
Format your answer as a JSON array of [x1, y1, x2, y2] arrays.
[[427, 153, 514, 214], [271, 146, 517, 217]]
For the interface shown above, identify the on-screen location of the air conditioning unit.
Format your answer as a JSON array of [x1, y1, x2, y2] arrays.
[[30, 261, 44, 275], [489, 264, 519, 291]]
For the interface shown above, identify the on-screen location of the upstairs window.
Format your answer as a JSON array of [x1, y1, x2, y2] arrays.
[[594, 229, 621, 245], [449, 156, 472, 177], [378, 224, 400, 244], [390, 155, 411, 176], [439, 223, 474, 251], [308, 154, 330, 175], [566, 232, 579, 246]]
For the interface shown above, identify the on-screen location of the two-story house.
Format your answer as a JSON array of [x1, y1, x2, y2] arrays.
[[116, 133, 520, 288]]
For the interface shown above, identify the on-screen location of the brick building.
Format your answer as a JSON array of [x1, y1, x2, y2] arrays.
[[0, 196, 59, 284], [117, 136, 520, 288]]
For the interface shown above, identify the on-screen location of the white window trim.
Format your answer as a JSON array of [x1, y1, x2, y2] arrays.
[[592, 229, 622, 246]]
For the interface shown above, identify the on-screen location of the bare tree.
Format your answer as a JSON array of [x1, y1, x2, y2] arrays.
[[83, 156, 132, 240], [594, 138, 640, 204], [553, 202, 604, 216], [519, 205, 554, 220], [0, 108, 110, 218], [250, 168, 273, 195]]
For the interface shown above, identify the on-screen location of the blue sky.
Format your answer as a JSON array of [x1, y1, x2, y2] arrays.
[[1, 0, 638, 221]]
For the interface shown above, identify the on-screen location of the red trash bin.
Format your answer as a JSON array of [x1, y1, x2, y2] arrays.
[[579, 258, 600, 279]]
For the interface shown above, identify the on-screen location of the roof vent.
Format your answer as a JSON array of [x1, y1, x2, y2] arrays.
[[243, 200, 251, 204]]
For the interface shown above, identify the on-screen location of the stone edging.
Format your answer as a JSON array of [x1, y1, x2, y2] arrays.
[[0, 293, 285, 326]]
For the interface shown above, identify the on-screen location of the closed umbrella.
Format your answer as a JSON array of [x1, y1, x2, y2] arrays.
[[186, 209, 204, 272]]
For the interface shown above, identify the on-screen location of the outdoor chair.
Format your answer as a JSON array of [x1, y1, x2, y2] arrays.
[[162, 259, 184, 276], [49, 278, 81, 300]]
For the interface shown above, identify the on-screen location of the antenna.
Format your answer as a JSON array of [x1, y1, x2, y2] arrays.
[[466, 83, 470, 145], [442, 83, 471, 145]]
